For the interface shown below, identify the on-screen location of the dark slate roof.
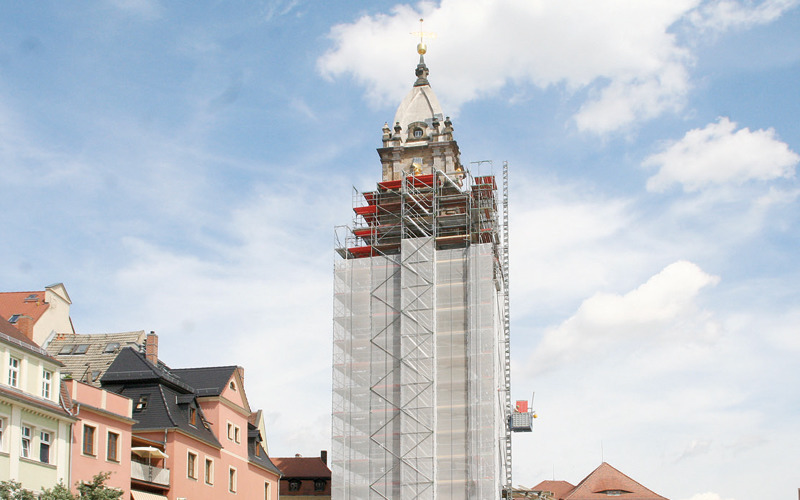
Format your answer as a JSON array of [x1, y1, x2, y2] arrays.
[[101, 347, 194, 393], [47, 331, 146, 386], [170, 366, 238, 397], [247, 425, 282, 477], [0, 316, 61, 364], [101, 348, 220, 448]]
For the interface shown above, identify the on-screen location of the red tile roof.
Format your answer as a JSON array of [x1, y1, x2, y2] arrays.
[[564, 462, 668, 500], [533, 480, 577, 499], [272, 456, 331, 478], [0, 316, 60, 363], [0, 291, 49, 324]]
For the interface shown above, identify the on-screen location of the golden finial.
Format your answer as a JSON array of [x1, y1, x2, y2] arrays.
[[411, 18, 436, 55]]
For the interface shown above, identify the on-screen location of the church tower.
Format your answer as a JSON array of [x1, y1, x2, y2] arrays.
[[332, 41, 512, 499]]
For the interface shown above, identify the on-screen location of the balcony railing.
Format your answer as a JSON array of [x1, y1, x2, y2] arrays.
[[131, 461, 170, 486]]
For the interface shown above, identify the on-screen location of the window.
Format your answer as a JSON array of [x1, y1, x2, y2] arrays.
[[42, 370, 53, 399], [205, 458, 214, 485], [103, 342, 120, 353], [73, 344, 90, 355], [82, 425, 96, 456], [8, 357, 19, 387], [288, 479, 301, 491], [187, 451, 198, 479], [227, 422, 240, 443], [8, 314, 20, 323], [58, 344, 75, 355], [314, 479, 327, 492], [0, 418, 4, 450], [264, 482, 271, 500], [228, 467, 237, 493], [39, 431, 51, 463], [135, 395, 148, 411], [413, 128, 423, 138], [107, 432, 119, 462], [229, 381, 236, 391], [189, 407, 197, 427], [20, 426, 31, 458]]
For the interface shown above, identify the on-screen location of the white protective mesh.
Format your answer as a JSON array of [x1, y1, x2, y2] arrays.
[[333, 241, 506, 499]]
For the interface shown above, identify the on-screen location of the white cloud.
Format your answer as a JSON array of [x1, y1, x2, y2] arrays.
[[319, 1, 799, 133], [319, 0, 700, 133], [688, 0, 799, 32], [681, 493, 737, 500], [531, 261, 720, 374], [644, 117, 799, 192]]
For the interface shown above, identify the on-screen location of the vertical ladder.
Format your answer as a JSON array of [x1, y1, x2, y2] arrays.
[[502, 161, 513, 493]]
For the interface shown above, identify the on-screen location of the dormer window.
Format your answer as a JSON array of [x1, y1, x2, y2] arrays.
[[135, 395, 149, 411], [413, 128, 423, 138], [103, 342, 120, 353], [314, 479, 327, 492]]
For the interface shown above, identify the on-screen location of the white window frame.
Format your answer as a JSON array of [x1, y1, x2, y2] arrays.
[[20, 425, 31, 458], [187, 450, 198, 479], [0, 417, 5, 451], [106, 430, 120, 462], [39, 430, 52, 464], [228, 466, 237, 493], [82, 424, 96, 456], [205, 457, 214, 485], [42, 369, 53, 399], [8, 357, 19, 387]]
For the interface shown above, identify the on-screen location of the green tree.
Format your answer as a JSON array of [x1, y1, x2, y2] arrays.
[[2, 473, 123, 500], [74, 473, 122, 500], [37, 483, 73, 500], [0, 480, 35, 500]]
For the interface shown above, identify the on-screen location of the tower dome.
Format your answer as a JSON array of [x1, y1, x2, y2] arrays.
[[392, 53, 444, 132]]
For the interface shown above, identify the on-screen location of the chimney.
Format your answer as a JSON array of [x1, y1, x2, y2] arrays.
[[145, 331, 158, 365], [321, 450, 327, 465], [14, 315, 34, 340]]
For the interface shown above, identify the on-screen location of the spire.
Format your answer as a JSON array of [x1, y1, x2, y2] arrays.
[[411, 19, 433, 87], [414, 53, 430, 87]]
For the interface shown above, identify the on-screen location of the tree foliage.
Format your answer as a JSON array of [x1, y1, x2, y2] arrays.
[[1, 473, 122, 500]]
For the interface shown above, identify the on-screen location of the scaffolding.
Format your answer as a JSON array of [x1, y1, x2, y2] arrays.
[[333, 163, 511, 499]]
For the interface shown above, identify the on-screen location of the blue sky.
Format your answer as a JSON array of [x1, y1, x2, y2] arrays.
[[1, 1, 799, 499]]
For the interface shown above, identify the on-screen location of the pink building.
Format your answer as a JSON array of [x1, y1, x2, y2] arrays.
[[64, 379, 134, 499], [101, 340, 281, 500]]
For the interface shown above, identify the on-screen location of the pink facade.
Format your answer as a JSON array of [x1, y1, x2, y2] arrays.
[[66, 380, 134, 499], [130, 370, 279, 500]]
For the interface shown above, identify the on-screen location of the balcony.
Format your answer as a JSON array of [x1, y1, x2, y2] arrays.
[[131, 461, 170, 487]]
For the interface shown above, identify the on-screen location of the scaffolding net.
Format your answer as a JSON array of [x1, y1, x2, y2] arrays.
[[333, 166, 510, 500]]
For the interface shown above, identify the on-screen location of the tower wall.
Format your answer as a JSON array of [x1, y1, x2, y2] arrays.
[[332, 242, 506, 499]]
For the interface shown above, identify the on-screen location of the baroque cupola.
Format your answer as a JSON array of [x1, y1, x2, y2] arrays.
[[378, 42, 462, 182]]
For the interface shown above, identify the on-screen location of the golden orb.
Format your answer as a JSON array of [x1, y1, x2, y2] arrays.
[[417, 42, 427, 55]]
